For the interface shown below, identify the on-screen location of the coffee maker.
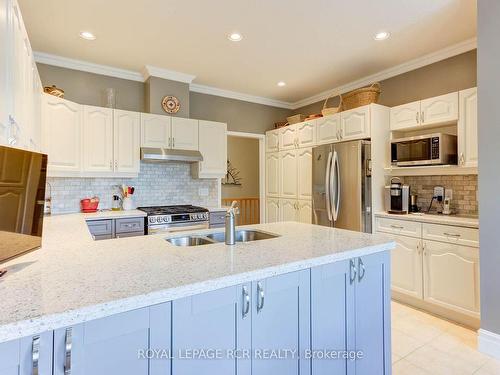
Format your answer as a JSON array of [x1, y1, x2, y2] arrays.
[[385, 178, 410, 214]]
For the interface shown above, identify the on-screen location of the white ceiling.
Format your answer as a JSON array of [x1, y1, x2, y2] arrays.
[[19, 0, 476, 104]]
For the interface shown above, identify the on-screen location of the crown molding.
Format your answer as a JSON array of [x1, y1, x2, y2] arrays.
[[34, 37, 476, 111], [142, 65, 196, 83], [34, 51, 144, 82], [291, 37, 477, 109], [190, 83, 293, 109]]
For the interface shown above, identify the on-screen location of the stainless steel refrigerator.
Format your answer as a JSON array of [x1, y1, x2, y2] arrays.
[[312, 140, 372, 233]]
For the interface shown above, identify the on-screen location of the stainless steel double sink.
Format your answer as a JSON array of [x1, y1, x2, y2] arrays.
[[166, 229, 279, 247]]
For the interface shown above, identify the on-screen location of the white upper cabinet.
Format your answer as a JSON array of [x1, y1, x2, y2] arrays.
[[83, 105, 114, 173], [140, 113, 171, 148], [193, 120, 227, 178], [390, 101, 420, 131], [265, 152, 280, 197], [341, 105, 370, 140], [297, 147, 312, 200], [171, 117, 198, 150], [420, 92, 458, 126], [0, 0, 8, 145], [113, 109, 140, 174], [458, 87, 478, 167], [42, 94, 82, 174], [279, 150, 298, 198], [296, 121, 316, 148], [316, 113, 341, 145], [279, 125, 296, 150], [266, 129, 280, 153]]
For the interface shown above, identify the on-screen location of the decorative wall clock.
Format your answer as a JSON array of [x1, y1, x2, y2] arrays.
[[161, 95, 180, 114]]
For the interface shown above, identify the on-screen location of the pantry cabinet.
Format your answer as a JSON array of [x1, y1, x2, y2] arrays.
[[279, 150, 298, 198], [265, 128, 280, 153], [279, 125, 296, 150], [113, 109, 141, 174], [297, 147, 312, 200], [297, 200, 312, 224], [172, 285, 251, 375], [265, 197, 280, 223], [458, 87, 478, 167], [192, 120, 227, 178], [265, 152, 280, 197], [83, 105, 114, 172], [42, 94, 82, 175], [140, 112, 171, 148], [171, 117, 198, 150], [279, 198, 297, 221]]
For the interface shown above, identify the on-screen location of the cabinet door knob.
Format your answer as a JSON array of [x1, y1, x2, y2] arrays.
[[349, 259, 357, 285], [64, 328, 73, 375], [257, 281, 265, 313], [242, 286, 250, 318], [32, 335, 40, 375], [357, 258, 366, 282]]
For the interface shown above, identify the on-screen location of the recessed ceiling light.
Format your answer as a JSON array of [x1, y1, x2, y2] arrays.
[[79, 31, 96, 40], [228, 32, 243, 42], [277, 81, 286, 87], [374, 31, 390, 41]]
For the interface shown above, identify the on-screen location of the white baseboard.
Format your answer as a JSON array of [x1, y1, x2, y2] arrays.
[[478, 328, 500, 360]]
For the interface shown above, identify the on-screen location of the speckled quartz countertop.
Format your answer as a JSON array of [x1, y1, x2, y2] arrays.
[[375, 211, 479, 228], [0, 214, 393, 342]]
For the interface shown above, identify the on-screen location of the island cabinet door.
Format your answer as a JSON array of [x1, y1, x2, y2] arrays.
[[53, 307, 150, 375], [172, 284, 252, 375], [352, 252, 391, 375], [19, 331, 53, 375], [251, 269, 311, 375], [310, 260, 350, 375], [0, 339, 20, 375]]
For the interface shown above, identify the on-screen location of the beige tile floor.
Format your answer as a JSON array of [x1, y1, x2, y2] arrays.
[[391, 301, 500, 374]]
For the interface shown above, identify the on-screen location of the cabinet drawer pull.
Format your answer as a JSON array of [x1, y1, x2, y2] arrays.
[[390, 224, 404, 230], [416, 112, 419, 123], [421, 111, 425, 123], [349, 259, 357, 285], [64, 328, 72, 375], [242, 286, 250, 318], [257, 282, 265, 313], [32, 335, 40, 375], [443, 232, 461, 238], [357, 258, 366, 282]]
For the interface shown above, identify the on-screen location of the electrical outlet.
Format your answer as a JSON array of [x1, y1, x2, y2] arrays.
[[434, 186, 445, 201], [445, 189, 453, 199]]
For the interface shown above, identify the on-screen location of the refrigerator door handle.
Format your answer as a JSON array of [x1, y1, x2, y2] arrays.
[[329, 150, 336, 221], [333, 150, 341, 222], [325, 151, 333, 221]]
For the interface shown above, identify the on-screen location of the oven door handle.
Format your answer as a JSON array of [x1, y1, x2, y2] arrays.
[[148, 222, 209, 235]]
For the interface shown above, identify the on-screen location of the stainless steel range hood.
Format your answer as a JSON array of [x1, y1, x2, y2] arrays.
[[141, 147, 203, 163]]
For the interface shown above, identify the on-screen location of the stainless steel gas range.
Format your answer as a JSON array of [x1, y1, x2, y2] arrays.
[[137, 205, 209, 235]]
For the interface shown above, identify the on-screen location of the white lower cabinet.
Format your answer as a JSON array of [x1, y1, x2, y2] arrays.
[[192, 120, 226, 178], [423, 240, 480, 316], [375, 217, 480, 323], [384, 233, 423, 299], [267, 198, 312, 223]]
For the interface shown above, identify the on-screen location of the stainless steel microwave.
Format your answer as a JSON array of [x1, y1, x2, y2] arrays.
[[391, 133, 457, 166]]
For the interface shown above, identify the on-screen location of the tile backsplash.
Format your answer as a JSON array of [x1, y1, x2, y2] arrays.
[[47, 162, 219, 214], [403, 175, 478, 215]]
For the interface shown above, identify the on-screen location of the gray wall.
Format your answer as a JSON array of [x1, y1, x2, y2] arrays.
[[478, 1, 500, 337], [295, 50, 477, 116], [37, 63, 290, 134], [189, 92, 291, 134], [145, 77, 190, 117], [37, 63, 145, 112]]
